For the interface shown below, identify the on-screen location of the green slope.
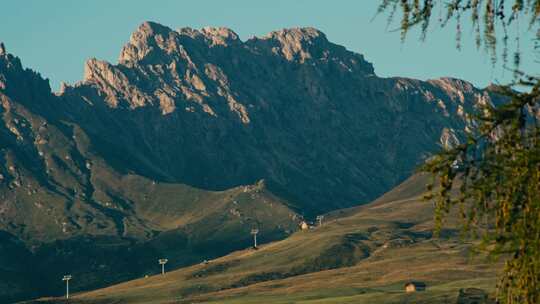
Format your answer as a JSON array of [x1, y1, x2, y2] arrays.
[[0, 89, 300, 302], [34, 174, 499, 304]]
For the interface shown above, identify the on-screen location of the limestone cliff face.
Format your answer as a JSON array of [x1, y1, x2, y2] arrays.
[[57, 22, 492, 213]]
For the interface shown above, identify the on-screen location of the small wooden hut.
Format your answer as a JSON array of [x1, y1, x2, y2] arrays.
[[404, 281, 426, 293]]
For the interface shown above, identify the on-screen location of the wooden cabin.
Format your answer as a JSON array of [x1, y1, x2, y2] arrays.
[[404, 281, 426, 293]]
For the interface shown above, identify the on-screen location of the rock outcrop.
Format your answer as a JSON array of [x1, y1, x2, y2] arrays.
[[4, 22, 498, 216], [56, 22, 494, 214]]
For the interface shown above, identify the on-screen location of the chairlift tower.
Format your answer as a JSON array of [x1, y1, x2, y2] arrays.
[[250, 228, 259, 248], [316, 215, 324, 227], [62, 275, 72, 299], [158, 258, 168, 275]]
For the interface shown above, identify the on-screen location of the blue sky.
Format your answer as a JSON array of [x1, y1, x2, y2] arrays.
[[0, 0, 536, 91]]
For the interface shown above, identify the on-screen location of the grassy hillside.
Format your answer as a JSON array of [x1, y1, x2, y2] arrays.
[[0, 89, 300, 302], [31, 174, 500, 304]]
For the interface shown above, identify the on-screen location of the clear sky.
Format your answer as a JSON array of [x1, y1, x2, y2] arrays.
[[0, 0, 536, 91]]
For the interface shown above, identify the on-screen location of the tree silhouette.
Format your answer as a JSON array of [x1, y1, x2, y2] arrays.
[[378, 1, 539, 303]]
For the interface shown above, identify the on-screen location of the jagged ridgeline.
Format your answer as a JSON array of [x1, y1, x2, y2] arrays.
[[0, 21, 497, 302]]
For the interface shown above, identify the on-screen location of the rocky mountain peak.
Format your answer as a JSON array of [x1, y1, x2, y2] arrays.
[[118, 22, 241, 64], [74, 22, 376, 115], [0, 47, 51, 101], [264, 27, 327, 44], [140, 20, 171, 34], [429, 77, 475, 97], [174, 26, 239, 44], [199, 26, 240, 46], [245, 27, 375, 74], [247, 27, 330, 63], [118, 21, 175, 64]]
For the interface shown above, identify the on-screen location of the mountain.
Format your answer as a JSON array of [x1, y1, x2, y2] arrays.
[[0, 22, 498, 302], [0, 49, 299, 301], [56, 21, 495, 214], [38, 174, 498, 304]]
